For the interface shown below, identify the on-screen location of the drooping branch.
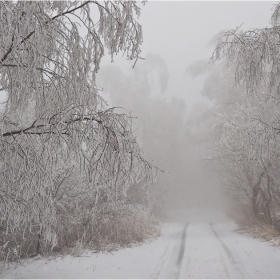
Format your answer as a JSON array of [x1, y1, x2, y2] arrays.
[[0, 1, 157, 252], [0, 1, 91, 64], [211, 4, 280, 95]]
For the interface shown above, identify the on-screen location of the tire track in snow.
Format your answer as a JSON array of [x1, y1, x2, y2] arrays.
[[154, 225, 185, 279], [210, 223, 244, 278], [175, 223, 189, 279], [154, 238, 173, 279]]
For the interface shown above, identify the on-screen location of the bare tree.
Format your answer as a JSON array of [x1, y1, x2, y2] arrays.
[[201, 5, 280, 228], [211, 3, 280, 95], [182, 4, 280, 228], [0, 1, 158, 257], [211, 83, 280, 226]]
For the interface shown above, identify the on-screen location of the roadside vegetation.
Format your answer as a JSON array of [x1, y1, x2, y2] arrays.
[[0, 1, 160, 268], [188, 3, 280, 240]]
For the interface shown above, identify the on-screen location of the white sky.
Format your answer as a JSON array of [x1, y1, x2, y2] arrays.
[[101, 1, 278, 114]]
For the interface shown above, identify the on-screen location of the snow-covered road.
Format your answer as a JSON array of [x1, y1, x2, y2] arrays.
[[2, 209, 280, 279], [160, 222, 249, 279], [157, 209, 280, 279]]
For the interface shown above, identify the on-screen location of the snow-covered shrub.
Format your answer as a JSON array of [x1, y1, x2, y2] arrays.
[[53, 202, 160, 254]]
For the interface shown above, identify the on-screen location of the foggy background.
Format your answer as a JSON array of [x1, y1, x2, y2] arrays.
[[96, 1, 278, 217], [100, 1, 277, 112]]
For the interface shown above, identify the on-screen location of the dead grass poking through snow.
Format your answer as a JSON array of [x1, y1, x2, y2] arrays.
[[0, 202, 161, 274], [230, 208, 280, 247]]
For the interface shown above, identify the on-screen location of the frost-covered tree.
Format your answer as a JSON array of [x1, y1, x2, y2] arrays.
[[210, 3, 280, 228], [212, 3, 280, 95], [212, 95, 280, 224], [0, 1, 158, 258]]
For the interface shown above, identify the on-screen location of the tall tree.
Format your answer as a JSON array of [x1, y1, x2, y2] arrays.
[[0, 1, 157, 256], [210, 3, 280, 227], [212, 3, 280, 95]]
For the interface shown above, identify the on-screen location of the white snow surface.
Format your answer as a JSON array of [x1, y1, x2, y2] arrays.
[[2, 208, 280, 279]]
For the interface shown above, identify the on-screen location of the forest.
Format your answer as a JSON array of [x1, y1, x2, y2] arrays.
[[1, 1, 280, 273]]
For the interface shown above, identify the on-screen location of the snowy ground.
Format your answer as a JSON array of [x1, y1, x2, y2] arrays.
[[2, 208, 280, 279]]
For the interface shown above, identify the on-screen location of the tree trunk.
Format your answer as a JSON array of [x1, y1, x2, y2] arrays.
[[36, 233, 41, 256]]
